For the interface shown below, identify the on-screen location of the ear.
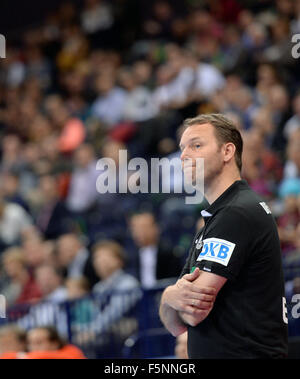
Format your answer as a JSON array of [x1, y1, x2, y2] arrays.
[[223, 143, 236, 164]]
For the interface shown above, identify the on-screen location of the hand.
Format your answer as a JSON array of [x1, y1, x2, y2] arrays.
[[162, 268, 216, 314]]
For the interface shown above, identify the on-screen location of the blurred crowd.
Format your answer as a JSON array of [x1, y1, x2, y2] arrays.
[[0, 325, 86, 359], [0, 0, 300, 348], [0, 324, 188, 359]]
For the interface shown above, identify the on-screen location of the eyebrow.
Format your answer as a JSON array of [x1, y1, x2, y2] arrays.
[[179, 137, 204, 151]]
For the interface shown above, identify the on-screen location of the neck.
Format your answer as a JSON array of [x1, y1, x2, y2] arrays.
[[205, 171, 241, 205]]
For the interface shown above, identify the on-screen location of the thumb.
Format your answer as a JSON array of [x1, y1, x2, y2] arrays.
[[183, 267, 200, 281]]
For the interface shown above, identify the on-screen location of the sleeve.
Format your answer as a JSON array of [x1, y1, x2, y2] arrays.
[[178, 227, 204, 279], [179, 255, 191, 279], [194, 207, 253, 281]]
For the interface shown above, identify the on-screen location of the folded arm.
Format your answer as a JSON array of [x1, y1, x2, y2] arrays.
[[178, 270, 227, 327], [159, 268, 219, 336]]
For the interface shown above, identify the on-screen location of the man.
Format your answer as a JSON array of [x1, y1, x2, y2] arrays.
[[56, 233, 98, 286], [35, 175, 71, 240], [0, 326, 27, 357], [1, 247, 42, 306], [0, 194, 33, 252], [66, 143, 99, 214], [35, 265, 67, 303], [159, 113, 288, 358], [0, 326, 85, 359], [129, 211, 182, 288], [25, 326, 85, 359], [91, 240, 141, 334], [18, 266, 68, 336]]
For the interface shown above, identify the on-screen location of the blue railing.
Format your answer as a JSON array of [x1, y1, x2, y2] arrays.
[[0, 282, 176, 359]]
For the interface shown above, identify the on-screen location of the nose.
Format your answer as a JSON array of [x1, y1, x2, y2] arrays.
[[180, 147, 188, 161]]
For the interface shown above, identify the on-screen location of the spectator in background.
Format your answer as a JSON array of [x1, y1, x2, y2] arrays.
[[277, 178, 300, 255], [18, 266, 68, 336], [118, 66, 158, 122], [129, 211, 182, 288], [268, 84, 291, 154], [90, 240, 141, 335], [0, 195, 33, 252], [194, 56, 225, 100], [66, 144, 99, 214], [24, 46, 52, 91], [152, 48, 194, 111], [0, 48, 26, 88], [57, 233, 97, 286], [0, 247, 41, 307], [263, 16, 293, 66], [229, 85, 258, 130], [251, 108, 283, 184], [284, 92, 300, 141], [25, 326, 86, 359], [43, 94, 86, 155], [21, 230, 52, 271], [241, 129, 276, 198], [66, 277, 90, 300], [0, 171, 30, 212], [142, 0, 175, 41], [90, 73, 127, 126], [254, 63, 281, 105], [0, 135, 23, 173], [283, 129, 300, 180], [65, 277, 94, 342], [35, 175, 71, 240], [132, 60, 153, 89], [92, 240, 140, 295], [56, 24, 89, 73], [80, 0, 115, 49], [0, 326, 86, 359], [0, 326, 27, 357], [34, 265, 67, 303]]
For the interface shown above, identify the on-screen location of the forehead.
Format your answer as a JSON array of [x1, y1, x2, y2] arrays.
[[28, 329, 48, 339], [131, 214, 155, 224], [94, 248, 112, 257], [180, 123, 215, 144]]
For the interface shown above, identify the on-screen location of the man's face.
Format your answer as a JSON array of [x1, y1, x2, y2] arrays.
[[179, 123, 223, 188], [57, 235, 79, 267], [35, 267, 60, 296], [27, 329, 58, 352], [74, 146, 93, 168], [93, 248, 122, 280], [130, 214, 159, 247]]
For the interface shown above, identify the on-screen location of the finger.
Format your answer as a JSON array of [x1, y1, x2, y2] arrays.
[[187, 299, 213, 310], [177, 280, 216, 297], [191, 286, 216, 295], [182, 267, 200, 281], [182, 292, 215, 303], [194, 293, 215, 302], [183, 283, 216, 295], [182, 305, 208, 316]]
